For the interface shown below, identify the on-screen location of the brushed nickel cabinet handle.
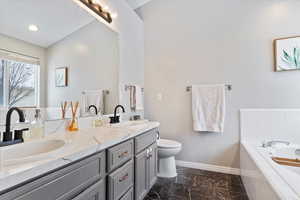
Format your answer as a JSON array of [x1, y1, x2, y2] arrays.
[[119, 173, 129, 182], [118, 151, 129, 158]]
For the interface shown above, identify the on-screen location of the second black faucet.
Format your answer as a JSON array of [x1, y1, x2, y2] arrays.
[[109, 105, 125, 124]]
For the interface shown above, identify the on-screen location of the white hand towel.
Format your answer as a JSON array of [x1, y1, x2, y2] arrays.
[[135, 85, 144, 111], [81, 90, 103, 115], [130, 85, 144, 111], [192, 84, 225, 132]]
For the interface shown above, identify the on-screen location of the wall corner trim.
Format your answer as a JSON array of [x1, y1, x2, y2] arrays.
[[176, 160, 241, 175]]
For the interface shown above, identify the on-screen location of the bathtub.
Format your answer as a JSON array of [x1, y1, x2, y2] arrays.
[[240, 141, 300, 200]]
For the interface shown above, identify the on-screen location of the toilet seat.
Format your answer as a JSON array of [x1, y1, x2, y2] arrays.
[[158, 139, 181, 149]]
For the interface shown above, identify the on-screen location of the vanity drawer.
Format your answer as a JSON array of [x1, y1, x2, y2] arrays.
[[0, 151, 106, 200], [107, 139, 134, 172], [108, 160, 134, 200], [135, 128, 158, 154], [120, 188, 133, 200], [72, 179, 105, 200]]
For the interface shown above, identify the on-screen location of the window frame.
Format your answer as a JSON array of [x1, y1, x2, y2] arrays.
[[0, 57, 40, 108]]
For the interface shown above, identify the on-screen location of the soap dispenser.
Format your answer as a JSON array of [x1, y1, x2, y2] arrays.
[[30, 109, 44, 139]]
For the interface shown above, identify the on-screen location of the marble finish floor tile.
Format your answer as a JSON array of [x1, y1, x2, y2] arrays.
[[144, 167, 249, 200]]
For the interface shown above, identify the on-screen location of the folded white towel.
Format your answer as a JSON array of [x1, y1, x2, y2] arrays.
[[192, 84, 225, 132], [135, 85, 144, 111], [81, 90, 103, 115]]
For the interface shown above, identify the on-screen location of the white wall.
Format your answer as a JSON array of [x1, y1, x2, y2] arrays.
[[46, 20, 119, 114], [0, 34, 46, 107], [94, 0, 145, 117], [240, 109, 300, 144], [1, 0, 144, 119], [47, 0, 145, 117], [139, 0, 300, 168]]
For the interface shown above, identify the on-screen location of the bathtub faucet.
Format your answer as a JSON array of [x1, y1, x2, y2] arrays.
[[262, 140, 290, 148]]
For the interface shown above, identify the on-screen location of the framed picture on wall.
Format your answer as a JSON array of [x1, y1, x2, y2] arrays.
[[274, 36, 300, 72], [55, 67, 68, 87]]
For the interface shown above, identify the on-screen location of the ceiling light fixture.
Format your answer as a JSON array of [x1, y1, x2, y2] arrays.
[[28, 24, 39, 32], [73, 0, 113, 23]]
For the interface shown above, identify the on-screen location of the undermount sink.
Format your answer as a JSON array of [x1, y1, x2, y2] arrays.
[[111, 120, 149, 128], [2, 139, 66, 165]]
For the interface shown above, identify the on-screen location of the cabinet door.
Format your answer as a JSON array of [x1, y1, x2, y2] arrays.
[[1, 152, 106, 200], [119, 188, 133, 200], [148, 143, 158, 189], [108, 160, 134, 200], [134, 149, 148, 200], [72, 179, 105, 200]]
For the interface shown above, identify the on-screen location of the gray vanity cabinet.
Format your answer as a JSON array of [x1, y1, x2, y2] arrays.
[[0, 127, 159, 200], [107, 139, 134, 172], [120, 188, 134, 200], [72, 179, 105, 200], [148, 143, 158, 189], [134, 149, 148, 200], [135, 142, 158, 200], [108, 160, 134, 200], [0, 152, 106, 200]]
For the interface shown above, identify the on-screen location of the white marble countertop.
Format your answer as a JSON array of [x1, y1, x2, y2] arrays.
[[0, 121, 160, 193]]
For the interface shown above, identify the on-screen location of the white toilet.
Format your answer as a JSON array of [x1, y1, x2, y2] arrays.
[[157, 139, 182, 178]]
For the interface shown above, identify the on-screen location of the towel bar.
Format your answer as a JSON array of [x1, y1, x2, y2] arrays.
[[186, 84, 232, 92], [82, 90, 109, 95], [124, 85, 144, 92]]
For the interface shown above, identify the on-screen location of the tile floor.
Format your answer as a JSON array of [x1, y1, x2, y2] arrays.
[[144, 167, 249, 200]]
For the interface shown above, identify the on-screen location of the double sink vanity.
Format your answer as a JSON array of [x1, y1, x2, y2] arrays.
[[0, 0, 154, 199], [0, 120, 159, 200]]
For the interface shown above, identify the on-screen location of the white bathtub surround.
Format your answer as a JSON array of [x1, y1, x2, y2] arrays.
[[176, 160, 240, 175], [0, 120, 159, 192], [192, 85, 225, 132], [241, 142, 299, 200], [157, 139, 182, 178], [259, 143, 300, 198], [240, 109, 300, 200]]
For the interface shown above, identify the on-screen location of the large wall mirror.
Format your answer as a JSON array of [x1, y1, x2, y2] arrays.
[[0, 0, 119, 121]]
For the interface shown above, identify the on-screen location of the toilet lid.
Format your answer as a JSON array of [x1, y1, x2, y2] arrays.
[[157, 139, 182, 149]]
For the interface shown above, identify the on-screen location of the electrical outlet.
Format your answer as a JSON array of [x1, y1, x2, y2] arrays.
[[156, 93, 163, 101]]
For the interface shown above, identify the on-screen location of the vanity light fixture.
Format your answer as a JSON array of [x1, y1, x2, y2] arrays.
[[74, 0, 112, 23], [111, 13, 118, 19], [28, 24, 39, 32], [103, 5, 109, 11]]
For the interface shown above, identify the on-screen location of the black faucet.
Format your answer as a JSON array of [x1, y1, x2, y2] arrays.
[[88, 105, 98, 115], [3, 107, 27, 144], [109, 105, 125, 124]]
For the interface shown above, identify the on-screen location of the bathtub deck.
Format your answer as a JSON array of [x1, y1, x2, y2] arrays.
[[144, 166, 249, 200]]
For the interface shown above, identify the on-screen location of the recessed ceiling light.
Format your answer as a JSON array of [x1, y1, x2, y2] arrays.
[[28, 24, 39, 32]]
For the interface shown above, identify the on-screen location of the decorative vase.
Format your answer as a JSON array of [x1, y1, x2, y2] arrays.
[[68, 117, 79, 132]]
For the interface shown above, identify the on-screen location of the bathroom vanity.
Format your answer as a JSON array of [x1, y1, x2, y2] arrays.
[[0, 0, 150, 199], [0, 124, 159, 200]]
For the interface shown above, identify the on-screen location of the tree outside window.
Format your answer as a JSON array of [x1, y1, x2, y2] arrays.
[[0, 59, 38, 107]]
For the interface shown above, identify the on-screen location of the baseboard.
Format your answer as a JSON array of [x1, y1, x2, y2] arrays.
[[176, 160, 241, 175]]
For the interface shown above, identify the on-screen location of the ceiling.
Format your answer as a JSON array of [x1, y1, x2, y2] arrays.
[[0, 0, 95, 47], [125, 0, 152, 9]]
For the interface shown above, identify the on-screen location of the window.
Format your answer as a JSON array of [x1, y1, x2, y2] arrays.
[[0, 50, 39, 107]]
